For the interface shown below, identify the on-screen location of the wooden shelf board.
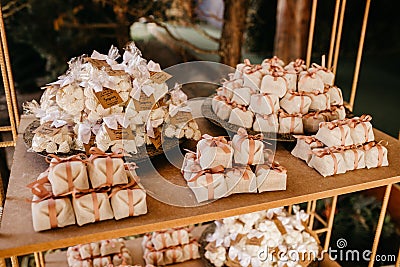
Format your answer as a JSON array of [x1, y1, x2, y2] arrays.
[[0, 115, 399, 258]]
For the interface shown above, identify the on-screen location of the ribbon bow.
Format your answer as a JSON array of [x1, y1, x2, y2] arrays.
[[103, 114, 130, 130], [90, 45, 120, 67], [347, 114, 372, 128], [130, 79, 155, 101], [227, 166, 252, 180], [278, 110, 303, 119], [170, 83, 188, 105], [169, 104, 192, 117], [147, 60, 161, 72], [107, 180, 140, 199], [88, 147, 125, 160], [293, 135, 323, 146], [78, 121, 101, 144], [45, 154, 87, 164], [243, 59, 262, 74], [319, 120, 348, 130], [187, 165, 225, 183], [311, 63, 332, 73], [236, 128, 264, 149], [201, 134, 231, 153]]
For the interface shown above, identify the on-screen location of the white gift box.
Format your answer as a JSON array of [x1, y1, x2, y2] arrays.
[[110, 184, 147, 220], [218, 78, 244, 99], [92, 256, 111, 267], [181, 152, 202, 181], [283, 72, 297, 92], [343, 148, 366, 171], [197, 135, 233, 169], [212, 96, 233, 121], [164, 247, 185, 265], [232, 128, 264, 165], [228, 107, 254, 129], [47, 155, 89, 196], [278, 112, 303, 134], [310, 63, 335, 86], [151, 231, 175, 250], [78, 242, 100, 260], [347, 115, 375, 145], [280, 91, 312, 114], [243, 71, 263, 91], [291, 135, 324, 163], [325, 86, 343, 106], [255, 164, 287, 192], [112, 248, 133, 266], [170, 228, 190, 247], [225, 167, 257, 195], [32, 197, 76, 232], [260, 74, 287, 97], [316, 121, 353, 147], [187, 170, 228, 203], [182, 242, 200, 261], [363, 142, 389, 169], [308, 148, 347, 177], [298, 71, 325, 93], [253, 113, 279, 133], [284, 59, 307, 73], [302, 112, 329, 134], [249, 94, 280, 116], [307, 92, 331, 111], [143, 249, 165, 266], [100, 239, 124, 256], [231, 87, 253, 106], [72, 192, 114, 226]]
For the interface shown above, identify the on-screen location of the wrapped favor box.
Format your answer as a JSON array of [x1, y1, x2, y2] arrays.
[[291, 135, 324, 163], [279, 91, 312, 114], [253, 113, 279, 133], [197, 135, 233, 169], [225, 166, 257, 195], [78, 242, 100, 260], [228, 107, 254, 129], [231, 128, 264, 165], [212, 96, 233, 121], [343, 148, 366, 171], [348, 115, 375, 145], [187, 170, 228, 203], [110, 184, 147, 220], [363, 142, 389, 169], [315, 121, 353, 147], [249, 94, 279, 116], [72, 192, 114, 226], [278, 112, 303, 134], [255, 164, 287, 192], [298, 71, 324, 93], [100, 239, 125, 256], [231, 87, 253, 106], [308, 148, 347, 177], [260, 73, 287, 98]]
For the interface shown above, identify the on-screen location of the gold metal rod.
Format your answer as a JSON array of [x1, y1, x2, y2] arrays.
[[349, 0, 371, 111], [332, 0, 347, 78], [11, 256, 19, 267], [306, 0, 318, 68], [0, 140, 16, 148], [324, 195, 338, 251], [0, 43, 17, 143], [0, 126, 12, 132], [38, 251, 45, 267], [368, 184, 393, 267], [314, 213, 328, 227], [314, 228, 328, 234], [328, 0, 341, 68], [0, 6, 19, 127], [288, 205, 293, 214], [306, 201, 312, 218], [308, 200, 318, 230], [34, 253, 40, 267]]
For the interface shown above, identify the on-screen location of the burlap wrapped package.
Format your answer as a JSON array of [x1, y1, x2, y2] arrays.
[[249, 94, 280, 116], [315, 121, 353, 147], [307, 92, 331, 111], [308, 148, 347, 177], [255, 163, 287, 192], [242, 61, 263, 91], [260, 72, 287, 98], [72, 192, 114, 226], [291, 135, 324, 163], [47, 154, 89, 196], [182, 242, 200, 261], [283, 71, 297, 92], [143, 249, 165, 266], [310, 63, 335, 86], [253, 113, 279, 133], [325, 86, 343, 105], [342, 147, 366, 171], [231, 87, 253, 106], [225, 166, 257, 195], [170, 228, 190, 247], [110, 181, 147, 220], [278, 111, 303, 134], [164, 247, 185, 265], [212, 96, 232, 121], [218, 77, 244, 99], [280, 91, 312, 114], [328, 105, 346, 121], [181, 151, 202, 181], [232, 128, 264, 165], [302, 112, 329, 134], [112, 247, 133, 266], [79, 242, 100, 259], [187, 166, 228, 203], [31, 196, 76, 232], [347, 115, 375, 145], [87, 148, 128, 189], [197, 135, 233, 169], [92, 256, 111, 267], [228, 107, 254, 129], [298, 71, 325, 93], [100, 239, 124, 256], [363, 141, 389, 169], [151, 231, 175, 250]]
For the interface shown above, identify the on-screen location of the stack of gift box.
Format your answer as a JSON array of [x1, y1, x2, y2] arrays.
[[28, 148, 147, 232], [25, 43, 200, 155], [291, 115, 389, 177], [67, 238, 134, 267], [181, 127, 287, 203], [142, 227, 200, 266], [204, 206, 320, 267], [212, 56, 346, 134]]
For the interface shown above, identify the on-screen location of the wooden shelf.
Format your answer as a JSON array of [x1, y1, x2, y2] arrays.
[[0, 114, 399, 259]]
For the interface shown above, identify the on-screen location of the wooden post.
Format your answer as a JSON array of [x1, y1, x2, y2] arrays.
[[219, 0, 250, 67], [274, 0, 311, 63]]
